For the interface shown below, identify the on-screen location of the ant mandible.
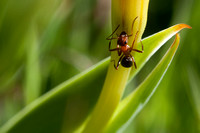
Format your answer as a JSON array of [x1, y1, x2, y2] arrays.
[[106, 16, 144, 70]]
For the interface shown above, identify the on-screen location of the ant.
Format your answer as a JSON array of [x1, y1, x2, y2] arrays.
[[106, 16, 144, 70]]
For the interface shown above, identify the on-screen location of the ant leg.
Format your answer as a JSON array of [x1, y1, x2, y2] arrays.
[[131, 49, 143, 53], [140, 40, 144, 51], [106, 25, 120, 40], [130, 31, 139, 49], [131, 55, 137, 69], [109, 41, 119, 51], [109, 48, 119, 52], [111, 55, 124, 70], [111, 60, 118, 70], [130, 40, 144, 53], [106, 37, 118, 40], [128, 16, 138, 37], [118, 50, 122, 56], [109, 42, 122, 56]]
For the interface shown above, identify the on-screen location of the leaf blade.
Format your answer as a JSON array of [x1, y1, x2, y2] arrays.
[[129, 24, 191, 80], [0, 24, 190, 133], [105, 34, 181, 132]]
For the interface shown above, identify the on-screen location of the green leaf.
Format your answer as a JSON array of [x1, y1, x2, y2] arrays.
[[0, 58, 109, 133], [24, 23, 41, 104], [129, 24, 191, 80], [0, 25, 190, 133], [105, 34, 181, 133]]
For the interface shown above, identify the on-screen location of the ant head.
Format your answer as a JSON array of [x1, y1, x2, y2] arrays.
[[118, 31, 128, 46], [121, 56, 133, 68], [120, 31, 127, 37]]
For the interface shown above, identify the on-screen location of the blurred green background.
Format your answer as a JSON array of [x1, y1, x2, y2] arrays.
[[0, 0, 199, 132]]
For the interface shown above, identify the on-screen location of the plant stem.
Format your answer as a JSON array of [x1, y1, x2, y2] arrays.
[[82, 0, 149, 132], [82, 64, 130, 133]]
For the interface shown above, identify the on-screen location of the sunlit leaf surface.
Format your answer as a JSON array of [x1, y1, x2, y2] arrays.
[[0, 24, 190, 133], [105, 34, 180, 132]]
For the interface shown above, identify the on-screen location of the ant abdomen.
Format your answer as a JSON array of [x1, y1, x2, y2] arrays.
[[121, 56, 133, 68]]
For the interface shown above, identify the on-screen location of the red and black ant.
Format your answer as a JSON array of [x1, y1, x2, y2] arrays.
[[106, 17, 144, 70]]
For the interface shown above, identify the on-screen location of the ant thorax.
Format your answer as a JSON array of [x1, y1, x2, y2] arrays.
[[121, 45, 130, 54], [117, 31, 128, 46]]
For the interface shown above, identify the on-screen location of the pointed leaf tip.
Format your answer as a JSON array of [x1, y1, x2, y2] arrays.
[[128, 23, 189, 80], [174, 24, 192, 31]]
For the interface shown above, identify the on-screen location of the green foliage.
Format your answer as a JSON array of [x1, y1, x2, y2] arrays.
[[0, 0, 199, 133], [105, 34, 180, 133], [0, 25, 188, 132]]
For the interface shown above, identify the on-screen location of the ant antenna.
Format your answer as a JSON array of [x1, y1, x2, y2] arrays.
[[106, 25, 120, 40], [128, 16, 138, 37]]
